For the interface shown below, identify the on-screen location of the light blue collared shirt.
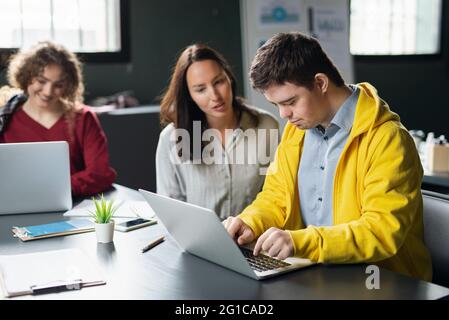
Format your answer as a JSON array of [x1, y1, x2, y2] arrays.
[[298, 84, 359, 227]]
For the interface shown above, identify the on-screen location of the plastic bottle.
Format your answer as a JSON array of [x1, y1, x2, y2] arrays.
[[409, 129, 426, 154], [424, 132, 435, 170], [437, 135, 447, 145]]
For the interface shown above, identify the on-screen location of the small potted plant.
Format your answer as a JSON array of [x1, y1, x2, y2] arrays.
[[90, 194, 117, 243]]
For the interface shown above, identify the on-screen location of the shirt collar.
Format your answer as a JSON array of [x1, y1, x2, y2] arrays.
[[327, 84, 359, 133], [239, 108, 258, 131]]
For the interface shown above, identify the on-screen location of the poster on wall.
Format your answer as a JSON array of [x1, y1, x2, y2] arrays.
[[241, 0, 353, 131], [307, 0, 353, 83], [256, 0, 304, 30]]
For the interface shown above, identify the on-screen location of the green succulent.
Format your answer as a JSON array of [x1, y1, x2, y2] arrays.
[[89, 194, 117, 224]]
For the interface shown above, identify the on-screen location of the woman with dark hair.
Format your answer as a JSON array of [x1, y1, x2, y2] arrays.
[[0, 41, 116, 196], [157, 44, 279, 219]]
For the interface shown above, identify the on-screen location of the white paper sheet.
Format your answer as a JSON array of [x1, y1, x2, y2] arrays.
[[0, 248, 105, 297], [63, 200, 156, 219]]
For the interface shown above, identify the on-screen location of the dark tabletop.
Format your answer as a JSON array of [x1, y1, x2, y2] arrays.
[[1, 184, 448, 300]]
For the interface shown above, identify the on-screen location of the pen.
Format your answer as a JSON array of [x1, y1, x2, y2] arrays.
[[141, 235, 165, 253]]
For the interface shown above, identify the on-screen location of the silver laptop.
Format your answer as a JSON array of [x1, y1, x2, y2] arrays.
[[0, 141, 72, 215], [139, 189, 315, 280]]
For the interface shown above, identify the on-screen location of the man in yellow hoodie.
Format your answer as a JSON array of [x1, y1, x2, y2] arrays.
[[224, 32, 432, 281]]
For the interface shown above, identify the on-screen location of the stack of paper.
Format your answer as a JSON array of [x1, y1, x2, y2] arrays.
[[64, 200, 156, 219]]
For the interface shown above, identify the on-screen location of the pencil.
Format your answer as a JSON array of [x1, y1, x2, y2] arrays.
[[141, 235, 165, 253]]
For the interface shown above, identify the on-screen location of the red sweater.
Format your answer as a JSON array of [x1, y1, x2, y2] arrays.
[[0, 106, 117, 196]]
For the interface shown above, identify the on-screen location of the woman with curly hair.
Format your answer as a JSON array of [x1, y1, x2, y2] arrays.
[[0, 41, 116, 196]]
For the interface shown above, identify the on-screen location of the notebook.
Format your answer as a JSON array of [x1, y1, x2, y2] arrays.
[[0, 248, 105, 298], [12, 219, 94, 241], [139, 189, 315, 280], [0, 141, 72, 215]]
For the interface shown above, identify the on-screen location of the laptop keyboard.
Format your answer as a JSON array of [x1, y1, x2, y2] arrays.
[[241, 248, 291, 272]]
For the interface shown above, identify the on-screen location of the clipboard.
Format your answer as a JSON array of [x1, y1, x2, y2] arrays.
[[12, 219, 94, 241], [0, 248, 106, 298]]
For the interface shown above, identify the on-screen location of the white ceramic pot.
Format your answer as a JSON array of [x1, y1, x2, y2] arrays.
[[95, 220, 115, 243]]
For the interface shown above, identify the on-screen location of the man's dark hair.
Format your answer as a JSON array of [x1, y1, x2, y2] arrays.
[[249, 32, 345, 91]]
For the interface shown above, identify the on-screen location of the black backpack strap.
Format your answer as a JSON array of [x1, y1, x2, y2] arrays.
[[0, 94, 28, 134]]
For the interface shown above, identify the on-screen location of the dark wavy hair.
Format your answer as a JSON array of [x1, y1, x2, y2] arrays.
[[250, 32, 345, 91], [160, 44, 257, 159]]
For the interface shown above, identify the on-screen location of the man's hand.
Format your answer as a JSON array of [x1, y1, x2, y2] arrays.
[[222, 216, 255, 245], [253, 227, 293, 260]]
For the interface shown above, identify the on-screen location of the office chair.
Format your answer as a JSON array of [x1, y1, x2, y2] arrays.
[[422, 190, 449, 288]]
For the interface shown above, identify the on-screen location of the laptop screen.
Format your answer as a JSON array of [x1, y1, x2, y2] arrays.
[[0, 141, 72, 215]]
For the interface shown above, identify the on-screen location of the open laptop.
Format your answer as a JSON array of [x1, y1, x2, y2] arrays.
[[139, 189, 315, 280], [0, 141, 72, 215]]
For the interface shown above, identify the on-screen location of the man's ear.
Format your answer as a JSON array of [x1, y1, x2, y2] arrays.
[[314, 73, 329, 94]]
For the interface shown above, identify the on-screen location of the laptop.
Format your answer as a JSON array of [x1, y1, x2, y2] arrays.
[[0, 141, 72, 215], [139, 189, 315, 280]]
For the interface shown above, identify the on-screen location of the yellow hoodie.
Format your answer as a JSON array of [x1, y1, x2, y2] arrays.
[[239, 83, 432, 281]]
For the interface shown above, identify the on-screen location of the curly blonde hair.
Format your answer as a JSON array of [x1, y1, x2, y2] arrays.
[[7, 41, 84, 111]]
